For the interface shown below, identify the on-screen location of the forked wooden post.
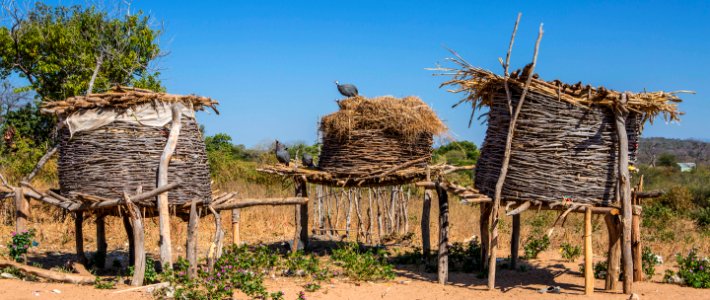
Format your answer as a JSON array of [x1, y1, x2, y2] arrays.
[[615, 93, 634, 294], [14, 187, 29, 233], [510, 214, 520, 270], [187, 199, 199, 278], [294, 177, 309, 251], [605, 213, 621, 290], [124, 194, 145, 286], [232, 208, 241, 245], [74, 211, 88, 265], [95, 213, 107, 268], [584, 206, 594, 295], [122, 214, 135, 266], [207, 205, 224, 271], [435, 182, 449, 285], [156, 104, 182, 269]]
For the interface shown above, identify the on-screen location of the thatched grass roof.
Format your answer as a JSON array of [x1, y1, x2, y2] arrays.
[[41, 86, 219, 116], [436, 60, 687, 123], [320, 95, 447, 141]]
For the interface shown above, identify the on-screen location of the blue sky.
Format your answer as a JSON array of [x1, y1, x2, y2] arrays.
[[74, 1, 710, 146]]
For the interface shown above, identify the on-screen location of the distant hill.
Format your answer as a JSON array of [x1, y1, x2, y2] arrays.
[[638, 137, 710, 166]]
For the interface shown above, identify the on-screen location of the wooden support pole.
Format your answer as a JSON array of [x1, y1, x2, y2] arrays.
[[435, 182, 449, 285], [206, 206, 224, 272], [584, 206, 594, 295], [124, 194, 145, 286], [605, 214, 621, 291], [14, 187, 29, 234], [231, 208, 240, 245], [214, 197, 308, 211], [510, 214, 520, 270], [615, 93, 634, 294], [74, 211, 88, 265], [480, 203, 491, 271], [122, 214, 135, 266], [187, 199, 199, 279], [421, 190, 432, 256], [95, 213, 107, 269], [632, 176, 644, 282], [294, 178, 309, 251], [156, 104, 182, 269]]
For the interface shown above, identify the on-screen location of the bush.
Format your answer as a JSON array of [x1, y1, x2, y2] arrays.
[[7, 229, 37, 262], [664, 249, 710, 288], [524, 235, 550, 259], [560, 243, 581, 262], [579, 261, 608, 279], [642, 247, 662, 279], [128, 257, 158, 284], [331, 243, 395, 281], [693, 207, 710, 229]]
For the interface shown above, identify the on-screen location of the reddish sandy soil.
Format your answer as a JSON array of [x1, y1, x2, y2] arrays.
[[1, 256, 707, 300]]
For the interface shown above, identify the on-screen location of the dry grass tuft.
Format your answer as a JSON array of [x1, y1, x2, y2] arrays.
[[320, 96, 447, 141]]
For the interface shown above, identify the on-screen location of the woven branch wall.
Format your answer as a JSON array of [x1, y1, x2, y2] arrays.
[[475, 87, 641, 206], [318, 129, 433, 176], [58, 117, 212, 211]]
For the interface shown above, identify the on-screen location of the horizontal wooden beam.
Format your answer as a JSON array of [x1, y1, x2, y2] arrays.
[[214, 197, 308, 211], [635, 190, 664, 199]]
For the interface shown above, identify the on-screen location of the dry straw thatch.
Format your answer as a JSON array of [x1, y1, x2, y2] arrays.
[[318, 96, 446, 177], [41, 86, 219, 116]]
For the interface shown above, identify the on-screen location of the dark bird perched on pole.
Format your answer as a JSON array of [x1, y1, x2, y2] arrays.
[[301, 152, 315, 168], [335, 80, 359, 97], [274, 140, 290, 166]]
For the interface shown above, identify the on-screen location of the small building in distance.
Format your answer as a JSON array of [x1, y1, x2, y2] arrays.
[[678, 162, 697, 172]]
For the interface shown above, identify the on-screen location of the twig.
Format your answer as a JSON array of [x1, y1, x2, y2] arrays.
[[502, 13, 522, 116]]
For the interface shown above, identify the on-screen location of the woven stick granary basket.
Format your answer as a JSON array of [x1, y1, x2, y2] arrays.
[[42, 87, 218, 214], [318, 96, 446, 176], [475, 86, 642, 206]]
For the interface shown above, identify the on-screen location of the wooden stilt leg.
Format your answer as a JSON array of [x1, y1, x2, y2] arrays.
[[294, 178, 309, 251], [74, 211, 87, 265], [435, 182, 449, 285], [14, 187, 29, 233], [231, 208, 240, 246], [207, 206, 224, 271], [510, 214, 520, 270], [584, 206, 594, 295], [615, 94, 634, 294], [632, 184, 643, 281], [95, 213, 107, 269], [122, 214, 135, 266], [480, 203, 491, 271], [124, 195, 145, 286], [187, 199, 199, 278], [421, 190, 432, 256], [605, 213, 621, 290]]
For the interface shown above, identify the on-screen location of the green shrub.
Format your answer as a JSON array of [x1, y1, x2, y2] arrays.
[[560, 243, 582, 262], [664, 249, 710, 288], [332, 243, 395, 281], [127, 257, 158, 284], [7, 229, 37, 262], [93, 277, 116, 289], [642, 246, 662, 279], [523, 235, 550, 259], [579, 261, 608, 279], [693, 207, 710, 229]]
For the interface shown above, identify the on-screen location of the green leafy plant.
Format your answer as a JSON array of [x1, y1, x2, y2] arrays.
[[7, 229, 37, 262], [642, 246, 662, 279], [303, 282, 321, 292], [128, 257, 158, 284], [94, 277, 116, 289], [331, 243, 395, 281], [523, 235, 550, 259], [664, 249, 710, 288], [560, 243, 582, 262]]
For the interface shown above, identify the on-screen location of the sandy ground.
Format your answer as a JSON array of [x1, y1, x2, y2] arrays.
[[1, 257, 708, 300]]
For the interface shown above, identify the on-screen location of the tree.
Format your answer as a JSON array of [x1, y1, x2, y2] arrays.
[[0, 1, 164, 101], [433, 140, 480, 166], [657, 153, 678, 168]]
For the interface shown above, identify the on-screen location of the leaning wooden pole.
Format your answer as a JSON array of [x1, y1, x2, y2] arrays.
[[435, 181, 449, 285], [487, 21, 544, 290], [156, 104, 182, 269], [615, 93, 634, 294], [584, 206, 594, 295], [122, 214, 135, 266]]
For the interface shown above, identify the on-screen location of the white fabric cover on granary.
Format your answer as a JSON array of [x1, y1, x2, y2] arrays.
[[65, 101, 196, 136]]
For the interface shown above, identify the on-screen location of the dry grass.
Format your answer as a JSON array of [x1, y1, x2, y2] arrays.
[[320, 96, 447, 142]]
